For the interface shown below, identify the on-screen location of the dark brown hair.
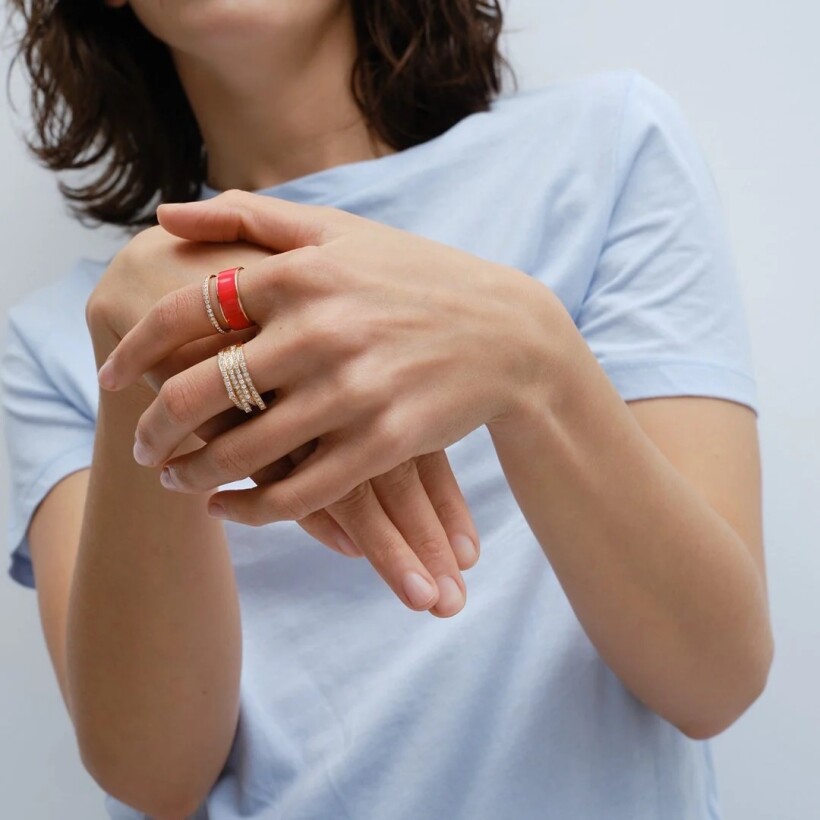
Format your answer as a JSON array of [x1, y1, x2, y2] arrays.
[[5, 0, 513, 230]]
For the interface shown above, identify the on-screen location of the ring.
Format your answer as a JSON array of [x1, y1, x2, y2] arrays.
[[201, 266, 255, 334], [216, 266, 254, 330], [202, 273, 229, 334], [218, 342, 267, 413]]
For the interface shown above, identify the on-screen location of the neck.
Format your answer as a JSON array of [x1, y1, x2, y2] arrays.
[[170, 8, 395, 193]]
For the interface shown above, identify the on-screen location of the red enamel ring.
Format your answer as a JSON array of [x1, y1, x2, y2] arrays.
[[216, 267, 254, 330]]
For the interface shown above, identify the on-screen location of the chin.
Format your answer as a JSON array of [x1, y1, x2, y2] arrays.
[[128, 0, 347, 52]]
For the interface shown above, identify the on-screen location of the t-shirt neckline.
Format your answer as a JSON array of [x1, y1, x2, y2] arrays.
[[198, 139, 417, 204], [195, 92, 513, 204]]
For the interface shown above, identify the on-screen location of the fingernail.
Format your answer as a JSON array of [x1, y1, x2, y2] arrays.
[[336, 535, 361, 557], [451, 534, 478, 565], [403, 572, 437, 609], [133, 438, 154, 466], [159, 466, 179, 490], [98, 359, 117, 389], [208, 502, 227, 518], [434, 575, 465, 616]]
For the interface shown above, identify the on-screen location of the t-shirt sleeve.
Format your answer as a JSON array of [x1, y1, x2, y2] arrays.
[[1, 305, 97, 590], [574, 70, 759, 416]]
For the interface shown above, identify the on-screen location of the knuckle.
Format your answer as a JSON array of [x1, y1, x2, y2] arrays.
[[159, 375, 198, 426], [411, 532, 450, 562], [308, 314, 344, 349], [311, 205, 340, 236], [295, 244, 326, 270], [329, 480, 372, 514], [375, 413, 406, 457], [339, 314, 370, 355], [211, 439, 249, 477], [155, 289, 187, 332], [316, 204, 358, 240], [273, 483, 314, 521], [431, 496, 466, 524], [334, 364, 383, 410], [278, 244, 333, 294], [280, 245, 325, 289], [413, 450, 446, 479], [374, 459, 418, 492], [221, 188, 247, 206]]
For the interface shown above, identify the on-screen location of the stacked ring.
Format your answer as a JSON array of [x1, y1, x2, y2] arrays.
[[202, 266, 266, 413], [217, 267, 254, 330], [202, 274, 228, 334], [201, 266, 255, 334], [218, 342, 267, 413]]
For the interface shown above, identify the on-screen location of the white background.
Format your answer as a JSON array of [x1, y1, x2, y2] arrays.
[[1, 1, 818, 817]]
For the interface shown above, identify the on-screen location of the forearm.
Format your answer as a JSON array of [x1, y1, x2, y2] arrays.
[[66, 331, 241, 819], [486, 285, 772, 739]]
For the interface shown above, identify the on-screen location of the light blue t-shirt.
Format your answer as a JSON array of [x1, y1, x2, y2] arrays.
[[2, 68, 757, 819]]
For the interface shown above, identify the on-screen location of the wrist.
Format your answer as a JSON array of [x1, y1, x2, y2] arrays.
[[88, 316, 157, 410], [87, 301, 121, 365], [487, 272, 578, 437]]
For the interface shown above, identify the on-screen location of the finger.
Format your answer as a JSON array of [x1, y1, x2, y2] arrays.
[[284, 439, 318, 468], [190, 388, 277, 445], [206, 430, 407, 525], [413, 451, 480, 570], [368, 459, 467, 617], [157, 190, 331, 250], [99, 250, 303, 393], [247, 441, 364, 557], [133, 335, 292, 468], [210, 450, 440, 611], [140, 324, 261, 404], [99, 279, 237, 392], [325, 479, 442, 612], [296, 510, 364, 558], [153, 389, 338, 492], [248, 455, 297, 485], [135, 312, 265, 446]]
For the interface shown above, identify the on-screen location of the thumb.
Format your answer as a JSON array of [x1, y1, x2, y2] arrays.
[[156, 189, 330, 252]]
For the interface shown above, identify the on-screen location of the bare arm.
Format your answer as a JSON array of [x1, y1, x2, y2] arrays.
[[486, 285, 773, 739], [58, 318, 242, 819], [28, 467, 90, 715]]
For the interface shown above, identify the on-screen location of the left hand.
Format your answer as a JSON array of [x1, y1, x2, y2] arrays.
[[90, 224, 487, 617], [99, 189, 552, 524]]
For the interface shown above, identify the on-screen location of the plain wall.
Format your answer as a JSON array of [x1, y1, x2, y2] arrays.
[[1, 1, 818, 817]]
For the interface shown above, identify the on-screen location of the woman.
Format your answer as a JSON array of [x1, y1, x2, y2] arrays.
[[3, 1, 773, 818]]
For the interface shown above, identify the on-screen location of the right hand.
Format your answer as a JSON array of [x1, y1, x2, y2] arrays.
[[88, 225, 480, 617]]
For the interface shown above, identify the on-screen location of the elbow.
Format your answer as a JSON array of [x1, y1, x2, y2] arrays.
[[78, 740, 207, 820], [70, 684, 239, 818], [676, 629, 775, 741]]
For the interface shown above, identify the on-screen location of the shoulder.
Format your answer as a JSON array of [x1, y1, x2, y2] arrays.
[[5, 257, 108, 351], [3, 257, 109, 420], [440, 68, 686, 188], [495, 68, 691, 156], [497, 69, 713, 209], [492, 67, 635, 121], [494, 67, 681, 124]]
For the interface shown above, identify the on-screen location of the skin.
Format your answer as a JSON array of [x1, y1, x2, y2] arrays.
[[35, 5, 478, 813], [61, 230, 482, 817], [23, 0, 773, 814], [88, 230, 480, 611], [103, 0, 394, 191], [107, 192, 774, 742], [99, 0, 479, 611]]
